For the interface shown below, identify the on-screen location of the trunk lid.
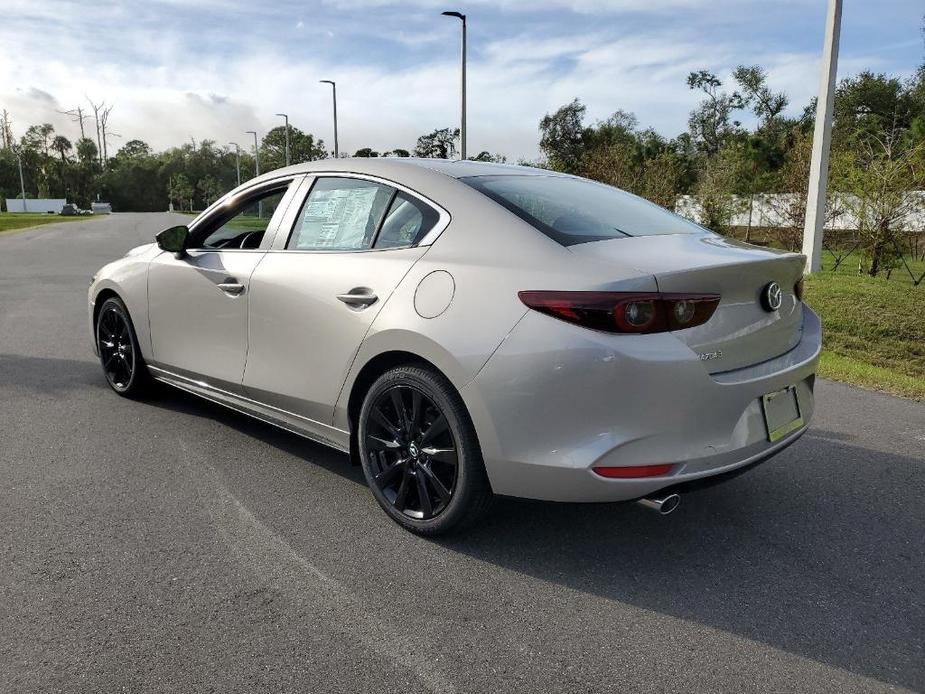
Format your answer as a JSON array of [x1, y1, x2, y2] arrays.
[[570, 233, 806, 373]]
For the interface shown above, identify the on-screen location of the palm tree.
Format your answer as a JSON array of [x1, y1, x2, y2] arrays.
[[52, 135, 73, 163]]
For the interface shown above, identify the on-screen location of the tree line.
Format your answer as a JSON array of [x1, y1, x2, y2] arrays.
[[0, 113, 509, 215], [1, 47, 923, 277], [538, 62, 925, 277]]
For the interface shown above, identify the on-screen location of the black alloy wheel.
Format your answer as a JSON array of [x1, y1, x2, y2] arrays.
[[365, 384, 459, 520], [96, 297, 149, 397], [358, 365, 493, 536]]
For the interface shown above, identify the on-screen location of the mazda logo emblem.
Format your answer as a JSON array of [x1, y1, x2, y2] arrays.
[[761, 281, 783, 312]]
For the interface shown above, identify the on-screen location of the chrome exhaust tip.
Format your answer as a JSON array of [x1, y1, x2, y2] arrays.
[[636, 493, 680, 515]]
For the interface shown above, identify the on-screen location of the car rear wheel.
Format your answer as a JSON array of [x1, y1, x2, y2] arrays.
[[96, 296, 150, 398], [358, 365, 493, 536]]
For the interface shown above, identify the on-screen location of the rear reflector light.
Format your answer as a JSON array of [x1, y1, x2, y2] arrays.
[[592, 464, 675, 478], [518, 291, 720, 334]]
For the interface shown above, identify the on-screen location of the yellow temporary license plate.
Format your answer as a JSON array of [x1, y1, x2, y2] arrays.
[[761, 386, 804, 442]]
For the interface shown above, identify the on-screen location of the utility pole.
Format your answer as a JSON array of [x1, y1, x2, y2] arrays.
[[442, 11, 467, 159], [229, 142, 241, 187], [246, 131, 260, 177], [320, 80, 339, 157], [802, 0, 842, 273], [276, 113, 290, 166], [246, 130, 262, 217]]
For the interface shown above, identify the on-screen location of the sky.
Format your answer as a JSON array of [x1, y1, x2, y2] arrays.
[[1, 0, 922, 161]]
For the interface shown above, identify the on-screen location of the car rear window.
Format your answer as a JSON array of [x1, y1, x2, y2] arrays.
[[460, 174, 704, 246]]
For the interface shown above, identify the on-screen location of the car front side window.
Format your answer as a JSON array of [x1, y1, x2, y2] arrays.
[[188, 184, 291, 251]]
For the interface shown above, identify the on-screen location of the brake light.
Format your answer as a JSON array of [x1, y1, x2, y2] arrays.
[[592, 464, 675, 478], [518, 291, 720, 334]]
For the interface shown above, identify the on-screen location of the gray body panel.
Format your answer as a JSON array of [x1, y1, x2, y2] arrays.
[[89, 158, 820, 503]]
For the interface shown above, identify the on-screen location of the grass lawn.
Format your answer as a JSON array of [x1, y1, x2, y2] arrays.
[[0, 212, 92, 234], [805, 269, 925, 400], [736, 230, 925, 399]]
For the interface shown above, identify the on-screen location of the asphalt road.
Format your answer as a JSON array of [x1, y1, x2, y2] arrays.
[[1, 213, 923, 693]]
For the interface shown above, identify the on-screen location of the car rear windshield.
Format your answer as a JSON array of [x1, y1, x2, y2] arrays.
[[460, 174, 704, 246]]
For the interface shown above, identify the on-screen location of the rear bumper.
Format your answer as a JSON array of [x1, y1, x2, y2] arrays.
[[462, 304, 821, 502]]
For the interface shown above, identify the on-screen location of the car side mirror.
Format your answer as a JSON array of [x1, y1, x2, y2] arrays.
[[156, 225, 190, 258]]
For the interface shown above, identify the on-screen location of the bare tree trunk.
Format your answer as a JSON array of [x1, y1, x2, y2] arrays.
[[100, 106, 114, 167], [59, 107, 87, 140], [869, 243, 882, 277], [88, 99, 104, 166], [868, 220, 890, 277], [76, 106, 86, 139], [0, 109, 9, 149]]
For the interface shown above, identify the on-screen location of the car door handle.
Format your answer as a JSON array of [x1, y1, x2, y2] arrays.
[[336, 291, 378, 308], [218, 282, 246, 296]]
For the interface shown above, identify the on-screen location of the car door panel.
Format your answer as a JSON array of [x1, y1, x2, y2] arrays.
[[146, 177, 303, 393], [242, 247, 428, 424], [147, 250, 266, 393]]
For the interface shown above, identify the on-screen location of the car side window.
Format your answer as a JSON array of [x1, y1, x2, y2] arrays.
[[188, 184, 290, 250], [287, 177, 394, 251], [374, 192, 440, 249]]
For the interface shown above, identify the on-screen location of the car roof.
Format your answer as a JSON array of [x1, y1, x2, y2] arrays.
[[248, 157, 562, 185]]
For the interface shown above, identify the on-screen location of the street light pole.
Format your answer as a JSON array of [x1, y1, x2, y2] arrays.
[[245, 130, 260, 177], [442, 11, 467, 160], [245, 130, 262, 217], [802, 0, 842, 273], [275, 113, 290, 166], [320, 80, 339, 158], [228, 142, 241, 187]]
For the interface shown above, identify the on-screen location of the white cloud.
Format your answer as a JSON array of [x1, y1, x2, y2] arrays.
[[0, 0, 914, 161]]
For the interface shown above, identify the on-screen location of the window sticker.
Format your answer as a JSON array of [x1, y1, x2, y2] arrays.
[[296, 186, 379, 249]]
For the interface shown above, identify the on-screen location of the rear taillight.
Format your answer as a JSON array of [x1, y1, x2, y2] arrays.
[[794, 278, 805, 301], [518, 291, 720, 334]]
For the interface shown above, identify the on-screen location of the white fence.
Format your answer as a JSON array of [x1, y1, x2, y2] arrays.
[[675, 192, 925, 232], [4, 199, 67, 214]]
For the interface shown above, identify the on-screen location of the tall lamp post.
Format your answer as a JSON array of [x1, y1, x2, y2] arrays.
[[245, 130, 260, 177], [228, 142, 241, 187], [245, 130, 262, 217], [802, 0, 842, 273], [319, 80, 339, 158], [275, 113, 290, 166], [441, 11, 467, 160]]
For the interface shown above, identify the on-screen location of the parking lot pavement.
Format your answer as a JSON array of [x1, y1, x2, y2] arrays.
[[1, 213, 923, 693]]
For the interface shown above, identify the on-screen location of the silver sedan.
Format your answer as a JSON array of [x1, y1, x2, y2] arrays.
[[89, 158, 820, 535]]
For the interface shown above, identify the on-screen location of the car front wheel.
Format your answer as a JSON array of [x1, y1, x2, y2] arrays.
[[358, 365, 493, 536], [95, 296, 150, 398]]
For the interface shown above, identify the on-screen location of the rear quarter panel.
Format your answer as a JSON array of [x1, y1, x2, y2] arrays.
[[332, 176, 658, 430]]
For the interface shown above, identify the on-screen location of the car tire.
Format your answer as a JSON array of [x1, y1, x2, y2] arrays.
[[358, 365, 494, 536], [95, 296, 151, 398]]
